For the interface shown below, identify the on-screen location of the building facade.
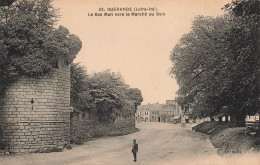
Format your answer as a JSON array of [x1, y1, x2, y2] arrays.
[[136, 103, 163, 122], [136, 100, 182, 123], [160, 100, 182, 123]]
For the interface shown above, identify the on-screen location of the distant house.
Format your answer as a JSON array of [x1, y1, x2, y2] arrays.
[[135, 110, 144, 122], [136, 102, 163, 122], [160, 100, 182, 123], [136, 100, 183, 123], [151, 110, 160, 122]]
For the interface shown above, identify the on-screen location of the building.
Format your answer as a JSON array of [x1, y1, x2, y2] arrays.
[[135, 110, 144, 122], [136, 102, 163, 122], [136, 100, 182, 123], [151, 110, 160, 122], [160, 100, 182, 123]]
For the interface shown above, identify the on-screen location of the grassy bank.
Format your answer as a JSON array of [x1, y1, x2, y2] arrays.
[[193, 121, 260, 155], [71, 125, 139, 145], [70, 117, 139, 145]]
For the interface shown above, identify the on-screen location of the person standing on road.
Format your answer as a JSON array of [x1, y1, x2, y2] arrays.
[[132, 139, 138, 162]]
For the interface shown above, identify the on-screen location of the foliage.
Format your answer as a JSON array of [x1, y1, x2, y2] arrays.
[[70, 63, 94, 114], [223, 0, 260, 117], [171, 15, 233, 117], [125, 88, 143, 111], [170, 0, 260, 126], [88, 70, 143, 122], [225, 0, 260, 129], [0, 0, 82, 86], [70, 65, 143, 123]]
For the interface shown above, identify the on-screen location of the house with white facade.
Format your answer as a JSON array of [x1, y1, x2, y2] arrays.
[[136, 100, 183, 123]]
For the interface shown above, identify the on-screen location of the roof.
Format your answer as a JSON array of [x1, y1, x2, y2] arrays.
[[137, 104, 163, 111]]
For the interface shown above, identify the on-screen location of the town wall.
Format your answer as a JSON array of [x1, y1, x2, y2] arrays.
[[0, 66, 73, 153]]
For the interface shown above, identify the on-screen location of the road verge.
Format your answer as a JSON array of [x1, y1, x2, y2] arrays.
[[192, 121, 260, 155]]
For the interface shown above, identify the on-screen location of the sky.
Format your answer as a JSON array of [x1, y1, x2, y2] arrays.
[[53, 0, 231, 105]]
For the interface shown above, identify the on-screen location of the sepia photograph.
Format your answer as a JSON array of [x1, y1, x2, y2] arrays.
[[0, 0, 259, 164]]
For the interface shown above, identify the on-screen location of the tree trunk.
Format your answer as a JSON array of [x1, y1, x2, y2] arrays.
[[218, 117, 222, 122], [230, 114, 236, 126], [258, 120, 260, 137], [236, 113, 246, 127], [210, 115, 215, 121], [230, 113, 246, 127], [225, 115, 229, 123]]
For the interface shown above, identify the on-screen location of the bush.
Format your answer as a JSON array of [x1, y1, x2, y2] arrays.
[[70, 113, 138, 144]]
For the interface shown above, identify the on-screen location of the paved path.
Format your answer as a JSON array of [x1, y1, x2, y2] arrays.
[[0, 122, 259, 165]]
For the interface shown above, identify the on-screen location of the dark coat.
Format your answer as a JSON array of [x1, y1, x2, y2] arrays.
[[132, 143, 138, 153]]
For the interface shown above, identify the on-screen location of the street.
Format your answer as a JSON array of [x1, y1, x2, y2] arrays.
[[0, 122, 259, 165]]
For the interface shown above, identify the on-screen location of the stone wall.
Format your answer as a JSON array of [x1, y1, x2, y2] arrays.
[[0, 66, 73, 153], [70, 112, 136, 144]]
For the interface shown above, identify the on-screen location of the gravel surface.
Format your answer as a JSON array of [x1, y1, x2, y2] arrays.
[[0, 122, 259, 165]]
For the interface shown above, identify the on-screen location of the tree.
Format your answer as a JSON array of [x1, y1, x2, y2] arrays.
[[0, 0, 82, 88], [70, 63, 94, 115], [70, 63, 143, 123], [125, 88, 143, 112], [170, 7, 259, 127], [224, 0, 260, 129], [171, 15, 233, 120], [87, 70, 127, 122]]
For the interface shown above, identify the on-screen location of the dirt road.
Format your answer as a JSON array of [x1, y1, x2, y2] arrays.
[[0, 122, 259, 165]]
